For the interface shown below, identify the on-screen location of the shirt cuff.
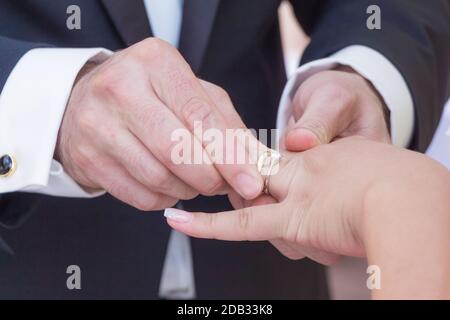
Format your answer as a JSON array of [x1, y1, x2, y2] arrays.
[[0, 48, 112, 197], [277, 45, 415, 147]]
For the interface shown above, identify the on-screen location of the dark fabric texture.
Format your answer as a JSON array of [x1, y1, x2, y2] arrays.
[[0, 0, 449, 299]]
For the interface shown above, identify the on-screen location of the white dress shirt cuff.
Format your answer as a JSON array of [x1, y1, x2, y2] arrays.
[[0, 48, 112, 197], [277, 45, 415, 147]]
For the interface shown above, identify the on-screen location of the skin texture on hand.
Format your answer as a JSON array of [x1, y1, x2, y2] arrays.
[[167, 137, 378, 258], [283, 67, 391, 152], [364, 159, 450, 299], [56, 38, 263, 211], [224, 67, 395, 264], [165, 137, 450, 298]]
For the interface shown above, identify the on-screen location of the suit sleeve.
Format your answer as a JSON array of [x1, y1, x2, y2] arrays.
[[289, 0, 450, 151], [0, 38, 110, 233], [0, 36, 46, 91], [0, 36, 47, 228]]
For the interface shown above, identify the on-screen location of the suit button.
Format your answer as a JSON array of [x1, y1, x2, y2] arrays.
[[0, 154, 16, 177]]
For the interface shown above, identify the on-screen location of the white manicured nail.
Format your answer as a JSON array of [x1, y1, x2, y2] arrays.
[[164, 208, 192, 223]]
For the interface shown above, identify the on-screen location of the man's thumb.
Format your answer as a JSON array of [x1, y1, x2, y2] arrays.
[[285, 118, 330, 152]]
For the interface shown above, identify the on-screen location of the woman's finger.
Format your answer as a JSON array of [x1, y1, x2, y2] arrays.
[[164, 203, 286, 241]]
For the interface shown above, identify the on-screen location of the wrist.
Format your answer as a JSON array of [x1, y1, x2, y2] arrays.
[[55, 58, 101, 162], [335, 65, 391, 135], [361, 156, 450, 298], [54, 60, 104, 192], [74, 60, 100, 85]]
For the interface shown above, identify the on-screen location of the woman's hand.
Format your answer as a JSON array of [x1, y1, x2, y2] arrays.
[[165, 136, 450, 298], [165, 137, 389, 261]]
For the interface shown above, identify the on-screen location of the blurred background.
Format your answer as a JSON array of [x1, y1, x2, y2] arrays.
[[278, 1, 450, 299]]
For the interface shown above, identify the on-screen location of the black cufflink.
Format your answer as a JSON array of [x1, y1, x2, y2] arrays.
[[0, 154, 16, 177]]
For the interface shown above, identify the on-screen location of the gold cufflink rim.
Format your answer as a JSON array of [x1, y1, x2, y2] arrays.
[[0, 154, 17, 178]]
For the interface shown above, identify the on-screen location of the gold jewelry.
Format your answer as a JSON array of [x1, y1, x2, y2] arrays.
[[0, 154, 17, 178]]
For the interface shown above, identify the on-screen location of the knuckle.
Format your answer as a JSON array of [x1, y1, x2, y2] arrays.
[[204, 212, 217, 231], [90, 69, 112, 93], [133, 195, 159, 211], [143, 105, 168, 129], [167, 68, 195, 92], [142, 37, 170, 52], [161, 136, 188, 167], [200, 176, 224, 196], [146, 168, 171, 190], [134, 38, 174, 62], [237, 207, 252, 234], [131, 98, 168, 131], [320, 83, 355, 107], [180, 188, 199, 201], [126, 148, 149, 171], [134, 199, 156, 212], [280, 199, 308, 244], [90, 69, 128, 101], [208, 84, 231, 104], [106, 179, 129, 201], [159, 198, 179, 210], [97, 122, 117, 143], [77, 108, 99, 134], [182, 97, 215, 128], [216, 86, 230, 101]]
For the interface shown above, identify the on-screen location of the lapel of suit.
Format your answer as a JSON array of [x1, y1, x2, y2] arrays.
[[100, 0, 153, 46], [179, 0, 220, 73]]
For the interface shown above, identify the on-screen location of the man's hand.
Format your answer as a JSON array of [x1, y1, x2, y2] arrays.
[[56, 38, 263, 211], [284, 67, 391, 151]]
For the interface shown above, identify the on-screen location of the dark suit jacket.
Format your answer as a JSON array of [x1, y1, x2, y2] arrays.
[[0, 0, 449, 299]]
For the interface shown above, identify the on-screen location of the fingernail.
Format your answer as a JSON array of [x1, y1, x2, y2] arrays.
[[299, 128, 323, 145], [164, 208, 192, 223], [287, 128, 320, 151], [234, 173, 262, 200]]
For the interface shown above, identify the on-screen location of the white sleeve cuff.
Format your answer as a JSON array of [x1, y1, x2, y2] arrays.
[[0, 48, 112, 197], [277, 45, 415, 147]]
